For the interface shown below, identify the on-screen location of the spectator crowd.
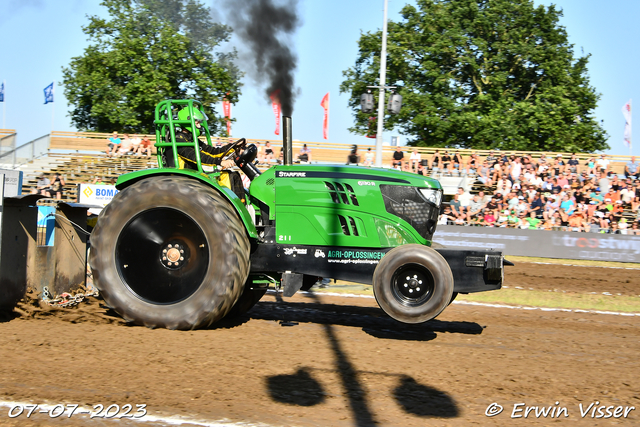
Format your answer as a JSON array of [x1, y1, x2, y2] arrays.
[[431, 151, 640, 235], [106, 132, 153, 157]]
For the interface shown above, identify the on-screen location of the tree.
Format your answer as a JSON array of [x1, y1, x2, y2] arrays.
[[62, 0, 241, 134], [340, 0, 608, 152]]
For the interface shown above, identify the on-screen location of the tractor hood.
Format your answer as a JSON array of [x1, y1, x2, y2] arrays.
[[249, 164, 443, 248], [270, 164, 442, 189]]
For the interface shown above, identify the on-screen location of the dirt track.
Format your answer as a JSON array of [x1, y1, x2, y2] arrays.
[[0, 262, 638, 426]]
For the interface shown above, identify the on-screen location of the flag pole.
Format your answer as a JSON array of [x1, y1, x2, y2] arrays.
[[2, 80, 5, 129], [374, 0, 389, 168], [630, 99, 633, 156], [51, 102, 55, 133], [51, 83, 55, 132]]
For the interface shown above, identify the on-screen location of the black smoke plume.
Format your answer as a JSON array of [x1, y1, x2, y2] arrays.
[[223, 0, 300, 116]]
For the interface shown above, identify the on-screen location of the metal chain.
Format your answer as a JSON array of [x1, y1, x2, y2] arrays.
[[44, 213, 93, 236], [41, 285, 99, 308]]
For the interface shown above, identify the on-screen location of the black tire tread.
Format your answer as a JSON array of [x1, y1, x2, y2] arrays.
[[225, 286, 268, 319], [90, 176, 250, 330], [372, 244, 453, 324]]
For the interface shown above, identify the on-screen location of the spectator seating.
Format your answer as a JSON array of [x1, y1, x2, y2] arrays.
[[47, 130, 631, 176], [22, 154, 157, 201], [16, 129, 640, 234]]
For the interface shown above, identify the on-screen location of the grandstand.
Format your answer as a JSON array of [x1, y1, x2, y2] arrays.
[[13, 130, 486, 200], [2, 128, 637, 233]]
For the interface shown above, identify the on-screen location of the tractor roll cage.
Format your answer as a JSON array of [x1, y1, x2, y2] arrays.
[[154, 99, 214, 174]]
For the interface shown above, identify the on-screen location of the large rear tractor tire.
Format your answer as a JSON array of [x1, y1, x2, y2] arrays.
[[373, 244, 453, 324], [224, 279, 268, 319], [89, 176, 250, 330]]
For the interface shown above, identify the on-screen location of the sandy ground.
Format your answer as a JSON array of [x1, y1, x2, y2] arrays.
[[0, 262, 638, 427], [502, 261, 640, 296]]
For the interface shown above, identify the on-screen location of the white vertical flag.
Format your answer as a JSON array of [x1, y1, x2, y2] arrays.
[[622, 99, 632, 150]]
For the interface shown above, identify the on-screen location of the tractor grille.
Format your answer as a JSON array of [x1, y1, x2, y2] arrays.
[[337, 215, 360, 236], [265, 178, 275, 186], [380, 185, 439, 241], [325, 182, 359, 206]]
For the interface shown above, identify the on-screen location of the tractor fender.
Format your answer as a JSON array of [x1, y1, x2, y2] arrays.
[[114, 168, 258, 240]]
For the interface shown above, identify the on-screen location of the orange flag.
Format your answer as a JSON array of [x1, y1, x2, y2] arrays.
[[320, 92, 330, 139], [222, 97, 232, 136]]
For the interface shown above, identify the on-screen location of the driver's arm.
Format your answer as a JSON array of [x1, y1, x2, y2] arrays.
[[220, 159, 235, 169], [203, 140, 246, 169], [200, 141, 234, 156]]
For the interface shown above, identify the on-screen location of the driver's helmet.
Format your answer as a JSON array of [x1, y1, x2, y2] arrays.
[[177, 106, 207, 137]]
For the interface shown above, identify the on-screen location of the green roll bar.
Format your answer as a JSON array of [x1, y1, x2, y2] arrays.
[[154, 99, 214, 174]]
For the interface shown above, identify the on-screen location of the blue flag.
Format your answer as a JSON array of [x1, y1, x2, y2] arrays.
[[44, 82, 54, 104], [0, 82, 4, 103]]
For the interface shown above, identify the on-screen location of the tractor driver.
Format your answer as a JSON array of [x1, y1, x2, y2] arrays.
[[172, 107, 243, 169]]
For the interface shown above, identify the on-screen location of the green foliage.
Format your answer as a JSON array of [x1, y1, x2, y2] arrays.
[[340, 0, 609, 152], [62, 0, 241, 135]]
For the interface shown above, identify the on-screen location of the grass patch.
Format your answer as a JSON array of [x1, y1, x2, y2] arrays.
[[458, 288, 640, 313], [311, 281, 640, 313], [506, 255, 640, 269]]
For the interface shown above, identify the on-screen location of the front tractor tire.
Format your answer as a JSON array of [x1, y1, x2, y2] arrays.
[[373, 244, 453, 324], [89, 176, 250, 330]]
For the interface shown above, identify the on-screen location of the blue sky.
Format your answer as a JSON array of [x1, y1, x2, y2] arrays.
[[0, 0, 638, 156]]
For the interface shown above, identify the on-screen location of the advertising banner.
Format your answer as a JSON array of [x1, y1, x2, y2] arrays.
[[0, 168, 22, 197], [433, 225, 640, 263], [77, 183, 119, 207]]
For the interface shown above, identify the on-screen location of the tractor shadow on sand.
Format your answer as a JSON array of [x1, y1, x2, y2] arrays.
[[247, 292, 484, 341], [261, 292, 460, 424]]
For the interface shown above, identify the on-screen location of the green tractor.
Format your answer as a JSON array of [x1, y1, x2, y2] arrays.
[[89, 99, 507, 330]]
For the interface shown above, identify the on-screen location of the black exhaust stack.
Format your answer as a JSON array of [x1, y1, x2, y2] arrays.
[[283, 116, 292, 165]]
